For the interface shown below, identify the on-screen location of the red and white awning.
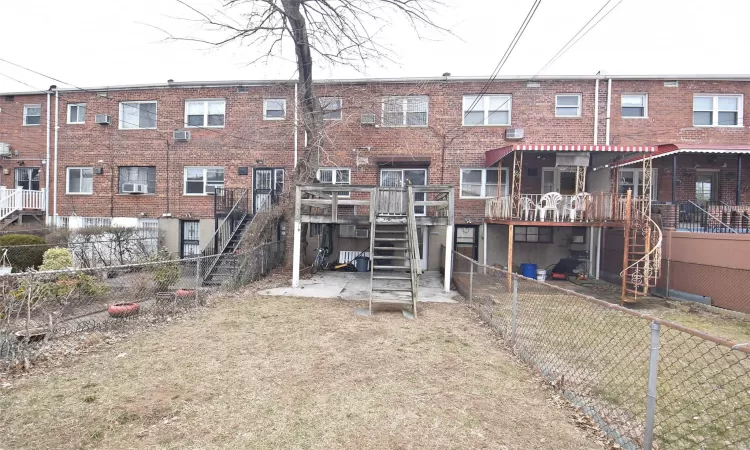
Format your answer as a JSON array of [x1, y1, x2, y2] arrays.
[[485, 144, 656, 167], [611, 144, 750, 167]]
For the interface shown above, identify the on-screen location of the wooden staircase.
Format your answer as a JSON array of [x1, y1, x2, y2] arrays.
[[369, 185, 421, 317]]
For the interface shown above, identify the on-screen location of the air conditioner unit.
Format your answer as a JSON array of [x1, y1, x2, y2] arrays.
[[173, 130, 190, 141], [121, 183, 148, 194], [360, 113, 376, 125], [95, 114, 111, 125], [506, 128, 524, 140], [0, 143, 10, 157], [355, 228, 370, 239]]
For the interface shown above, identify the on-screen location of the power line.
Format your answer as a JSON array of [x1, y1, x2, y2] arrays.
[[532, 0, 624, 80]]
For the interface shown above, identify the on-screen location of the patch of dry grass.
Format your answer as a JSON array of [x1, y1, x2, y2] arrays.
[[0, 295, 599, 449]]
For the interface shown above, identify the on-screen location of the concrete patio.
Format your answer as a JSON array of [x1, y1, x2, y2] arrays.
[[261, 271, 458, 303]]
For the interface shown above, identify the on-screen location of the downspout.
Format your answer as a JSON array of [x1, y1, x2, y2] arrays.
[[294, 83, 299, 169], [53, 89, 59, 223], [594, 78, 600, 145], [45, 90, 51, 225], [605, 78, 612, 145]]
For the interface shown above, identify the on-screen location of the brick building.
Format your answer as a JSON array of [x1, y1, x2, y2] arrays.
[[1, 76, 749, 296]]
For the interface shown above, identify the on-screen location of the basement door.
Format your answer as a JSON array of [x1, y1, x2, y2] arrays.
[[180, 220, 200, 258], [254, 168, 284, 214]]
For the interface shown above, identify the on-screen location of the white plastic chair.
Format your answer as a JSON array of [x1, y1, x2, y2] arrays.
[[536, 192, 562, 222], [519, 196, 535, 221], [565, 193, 592, 222]]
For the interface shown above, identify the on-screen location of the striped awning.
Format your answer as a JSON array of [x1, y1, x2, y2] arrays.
[[611, 144, 750, 167], [485, 144, 656, 167]]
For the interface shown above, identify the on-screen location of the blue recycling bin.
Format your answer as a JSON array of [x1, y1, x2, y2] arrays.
[[520, 263, 538, 280]]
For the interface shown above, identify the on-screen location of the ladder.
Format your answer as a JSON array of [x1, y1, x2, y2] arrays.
[[369, 185, 421, 317]]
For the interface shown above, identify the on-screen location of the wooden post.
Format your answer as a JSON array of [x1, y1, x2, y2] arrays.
[[643, 226, 651, 295], [509, 152, 517, 218], [507, 224, 514, 293], [621, 188, 632, 305], [292, 186, 302, 288], [331, 192, 338, 222], [497, 161, 502, 197], [443, 187, 455, 293]]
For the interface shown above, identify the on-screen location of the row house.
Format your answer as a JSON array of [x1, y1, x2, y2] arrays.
[[1, 75, 749, 310]]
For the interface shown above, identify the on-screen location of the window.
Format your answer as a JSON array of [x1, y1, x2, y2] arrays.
[[67, 103, 86, 124], [23, 104, 41, 125], [460, 168, 508, 198], [693, 95, 743, 126], [320, 97, 343, 120], [317, 168, 351, 196], [263, 99, 286, 120], [622, 94, 647, 118], [66, 167, 94, 194], [382, 96, 428, 127], [463, 94, 511, 126], [184, 167, 224, 195], [618, 168, 658, 200], [555, 94, 582, 117], [185, 100, 225, 127], [514, 226, 553, 243], [119, 101, 157, 129], [119, 167, 156, 194]]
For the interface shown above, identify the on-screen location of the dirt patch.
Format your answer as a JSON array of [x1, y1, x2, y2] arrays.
[[1, 293, 601, 449]]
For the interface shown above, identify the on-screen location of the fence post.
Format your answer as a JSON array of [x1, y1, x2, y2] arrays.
[[469, 259, 474, 303], [195, 257, 202, 303], [511, 276, 518, 344], [644, 321, 661, 450]]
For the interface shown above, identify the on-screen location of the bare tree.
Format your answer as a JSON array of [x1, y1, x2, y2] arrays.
[[166, 0, 447, 262]]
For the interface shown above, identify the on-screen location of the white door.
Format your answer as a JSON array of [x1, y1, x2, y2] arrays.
[[379, 168, 427, 215]]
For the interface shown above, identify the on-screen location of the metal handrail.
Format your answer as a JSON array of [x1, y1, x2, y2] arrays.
[[620, 207, 664, 289], [687, 200, 739, 234], [199, 188, 249, 281]]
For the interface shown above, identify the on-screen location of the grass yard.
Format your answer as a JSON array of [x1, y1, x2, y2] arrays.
[[0, 295, 600, 449]]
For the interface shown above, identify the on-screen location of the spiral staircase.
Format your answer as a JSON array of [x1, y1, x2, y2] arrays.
[[619, 197, 663, 304]]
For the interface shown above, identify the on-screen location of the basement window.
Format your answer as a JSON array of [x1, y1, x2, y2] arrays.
[[514, 226, 553, 243]]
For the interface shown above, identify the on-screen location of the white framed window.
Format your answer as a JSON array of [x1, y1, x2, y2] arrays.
[[693, 94, 743, 127], [66, 167, 94, 194], [555, 94, 582, 117], [382, 96, 428, 127], [67, 103, 86, 124], [23, 104, 41, 125], [618, 168, 658, 200], [119, 166, 156, 194], [622, 94, 647, 118], [184, 167, 224, 195], [119, 101, 157, 129], [320, 97, 343, 120], [185, 100, 225, 127], [462, 95, 512, 126], [263, 99, 286, 120], [460, 168, 508, 198], [317, 167, 351, 196]]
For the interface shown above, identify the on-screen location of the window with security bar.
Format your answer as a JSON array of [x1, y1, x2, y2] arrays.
[[317, 168, 351, 197], [381, 96, 428, 127]]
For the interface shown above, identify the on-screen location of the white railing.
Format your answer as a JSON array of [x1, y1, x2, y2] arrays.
[[486, 192, 638, 223], [0, 187, 46, 221]]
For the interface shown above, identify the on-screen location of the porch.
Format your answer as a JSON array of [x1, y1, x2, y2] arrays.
[[0, 187, 47, 225]]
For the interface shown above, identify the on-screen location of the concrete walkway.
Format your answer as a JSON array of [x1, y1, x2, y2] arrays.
[[260, 271, 458, 303]]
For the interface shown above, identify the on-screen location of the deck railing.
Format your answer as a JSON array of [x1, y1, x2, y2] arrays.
[[0, 187, 46, 221], [673, 201, 750, 233], [485, 192, 643, 223]]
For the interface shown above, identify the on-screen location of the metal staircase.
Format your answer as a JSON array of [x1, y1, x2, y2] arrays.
[[369, 185, 421, 317], [619, 192, 663, 304]]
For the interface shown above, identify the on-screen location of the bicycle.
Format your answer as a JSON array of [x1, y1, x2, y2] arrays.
[[311, 246, 330, 274]]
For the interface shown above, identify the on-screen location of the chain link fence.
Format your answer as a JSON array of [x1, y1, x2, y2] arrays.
[[452, 251, 750, 450], [1, 240, 284, 374]]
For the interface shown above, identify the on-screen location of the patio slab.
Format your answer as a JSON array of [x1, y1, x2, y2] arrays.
[[260, 271, 458, 303]]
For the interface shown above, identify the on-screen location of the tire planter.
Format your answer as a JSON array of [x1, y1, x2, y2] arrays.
[[108, 302, 140, 318], [175, 289, 196, 298], [15, 328, 47, 343]]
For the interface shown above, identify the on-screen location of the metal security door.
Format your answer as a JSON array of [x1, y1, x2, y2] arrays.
[[254, 168, 284, 213], [180, 220, 200, 258]]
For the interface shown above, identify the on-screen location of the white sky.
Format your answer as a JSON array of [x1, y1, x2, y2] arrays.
[[0, 0, 748, 92]]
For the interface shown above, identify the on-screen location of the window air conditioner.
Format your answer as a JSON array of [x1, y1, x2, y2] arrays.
[[173, 130, 191, 141], [0, 143, 10, 157], [355, 228, 370, 239], [506, 128, 524, 140], [122, 183, 148, 194], [339, 225, 356, 238], [95, 114, 111, 125], [360, 113, 376, 125]]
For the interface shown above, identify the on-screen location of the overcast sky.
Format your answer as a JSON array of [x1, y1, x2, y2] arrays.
[[0, 0, 748, 92]]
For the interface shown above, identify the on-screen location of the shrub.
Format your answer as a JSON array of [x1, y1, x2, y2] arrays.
[[39, 248, 74, 271], [150, 249, 180, 292], [0, 234, 48, 272]]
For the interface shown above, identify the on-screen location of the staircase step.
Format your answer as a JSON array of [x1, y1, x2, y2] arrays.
[[371, 298, 413, 305], [373, 255, 407, 260], [372, 287, 413, 292], [374, 238, 407, 241], [374, 230, 407, 234], [372, 275, 411, 281], [374, 265, 410, 270], [374, 246, 408, 250]]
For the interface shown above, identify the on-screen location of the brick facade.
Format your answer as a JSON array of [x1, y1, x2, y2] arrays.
[[1, 77, 750, 224]]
